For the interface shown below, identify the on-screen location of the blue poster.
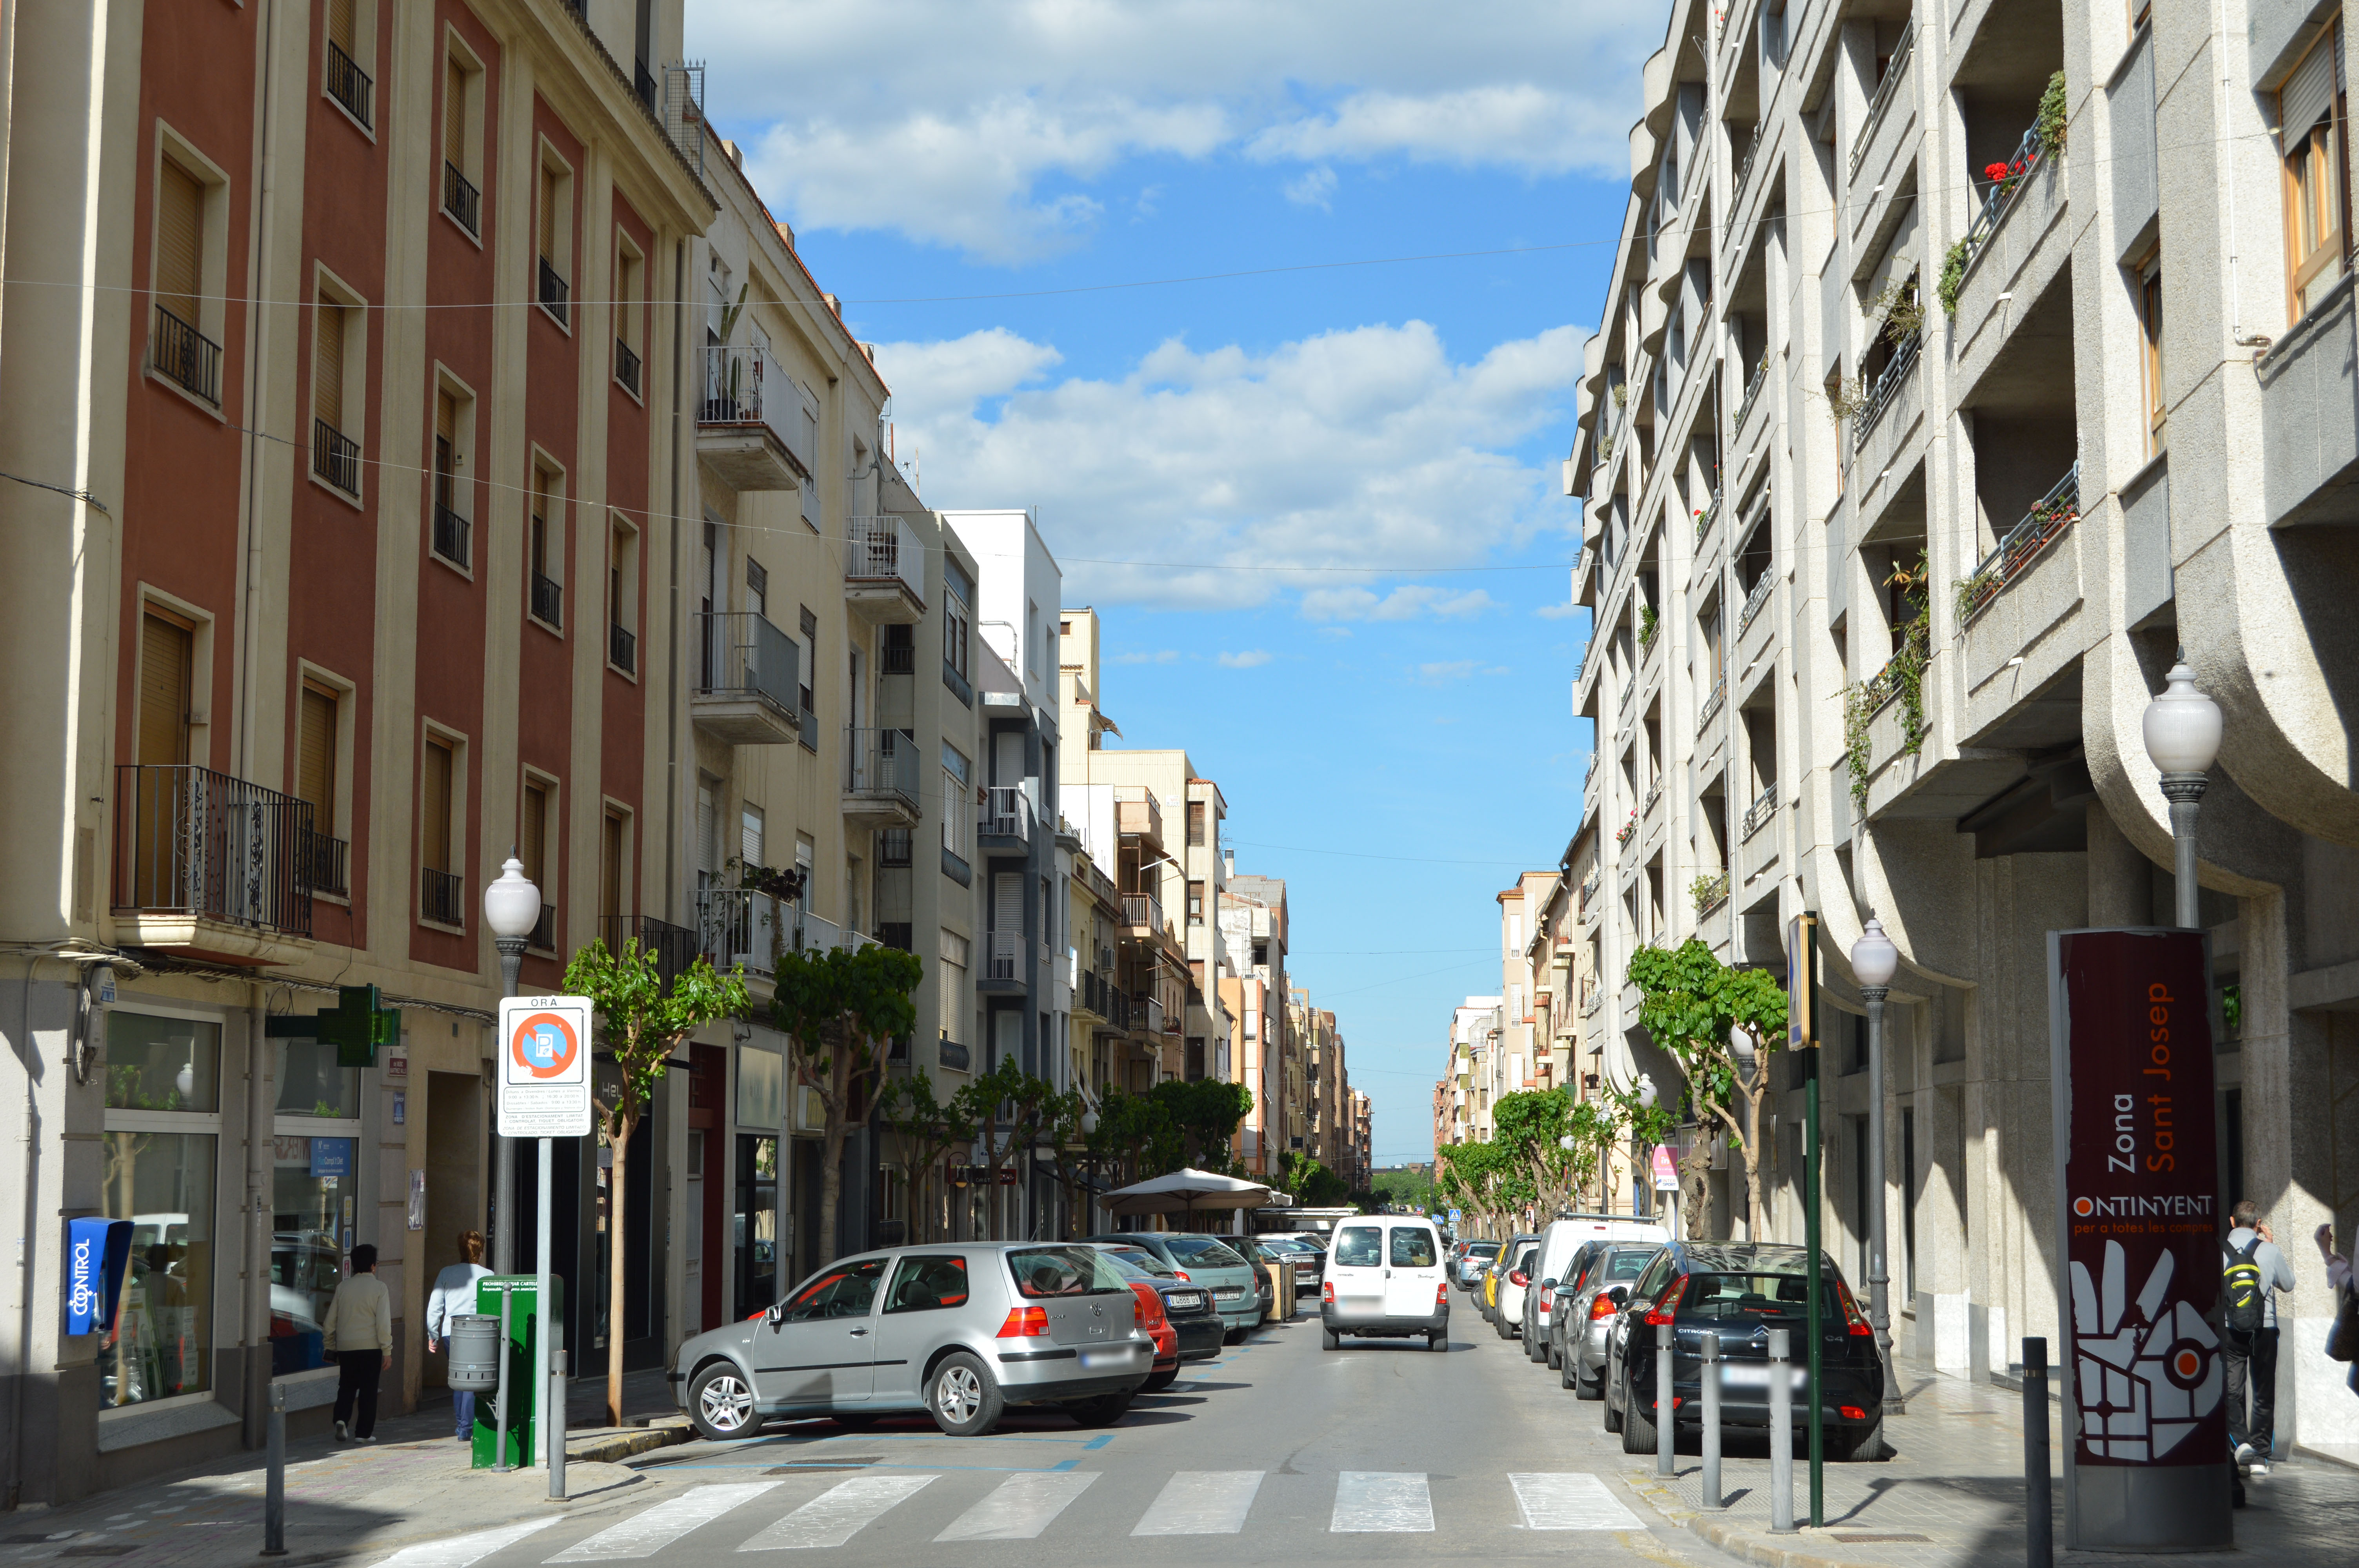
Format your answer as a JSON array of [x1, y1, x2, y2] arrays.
[[66, 1217, 132, 1336], [310, 1138, 354, 1179]]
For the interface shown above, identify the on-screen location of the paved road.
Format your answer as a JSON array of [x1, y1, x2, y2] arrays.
[[370, 1305, 1710, 1566]]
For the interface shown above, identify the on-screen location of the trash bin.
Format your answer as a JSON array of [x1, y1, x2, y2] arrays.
[[469, 1275, 563, 1471], [446, 1313, 501, 1391]]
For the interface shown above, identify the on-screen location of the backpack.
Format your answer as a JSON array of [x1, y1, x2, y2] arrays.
[[2223, 1237, 2266, 1336]]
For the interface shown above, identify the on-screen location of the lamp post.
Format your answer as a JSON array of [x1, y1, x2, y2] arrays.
[[1636, 1073, 1658, 1223], [2141, 659, 2223, 929], [1850, 916, 1904, 1417], [482, 853, 542, 1276]]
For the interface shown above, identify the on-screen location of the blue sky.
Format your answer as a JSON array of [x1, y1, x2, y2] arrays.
[[689, 0, 1668, 1167]]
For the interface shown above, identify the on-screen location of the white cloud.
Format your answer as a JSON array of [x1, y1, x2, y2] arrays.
[[1114, 649, 1182, 664], [1283, 165, 1338, 209], [689, 1, 1662, 259], [1218, 649, 1273, 668], [1534, 599, 1584, 619], [874, 321, 1586, 610], [1417, 660, 1510, 682]]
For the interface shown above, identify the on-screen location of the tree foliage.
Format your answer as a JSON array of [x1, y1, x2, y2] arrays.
[[770, 944, 924, 1266], [1625, 937, 1789, 1237], [875, 1069, 977, 1243], [1281, 1152, 1350, 1207]]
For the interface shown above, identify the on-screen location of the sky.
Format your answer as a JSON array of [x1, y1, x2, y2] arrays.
[[687, 0, 1669, 1170]]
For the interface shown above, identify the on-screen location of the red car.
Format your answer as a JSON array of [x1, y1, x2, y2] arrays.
[[1104, 1253, 1179, 1389]]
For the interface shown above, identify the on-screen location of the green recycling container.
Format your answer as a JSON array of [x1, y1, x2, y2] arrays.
[[469, 1274, 564, 1470]]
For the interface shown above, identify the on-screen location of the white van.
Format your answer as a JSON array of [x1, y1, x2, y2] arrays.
[[1524, 1216, 1671, 1359], [1320, 1215, 1447, 1352]]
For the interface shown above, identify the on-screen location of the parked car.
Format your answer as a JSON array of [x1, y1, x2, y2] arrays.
[[1553, 1242, 1665, 1396], [1482, 1233, 1536, 1322], [669, 1243, 1152, 1441], [1252, 1234, 1326, 1295], [1455, 1239, 1501, 1290], [1494, 1240, 1540, 1338], [1525, 1218, 1671, 1367], [1100, 1252, 1180, 1390], [1090, 1244, 1228, 1368], [1602, 1242, 1885, 1461], [1319, 1214, 1448, 1350], [1081, 1233, 1263, 1340]]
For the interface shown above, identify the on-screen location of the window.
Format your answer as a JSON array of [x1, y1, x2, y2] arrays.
[[1187, 800, 1206, 847], [778, 1258, 883, 1321], [601, 808, 628, 926], [1187, 881, 1205, 925], [797, 606, 818, 726], [943, 560, 973, 683], [311, 281, 362, 497], [151, 150, 222, 404], [520, 775, 553, 947], [431, 380, 473, 567], [608, 519, 638, 674], [1389, 1227, 1438, 1268], [884, 1256, 969, 1313], [614, 237, 645, 397], [323, 0, 373, 127], [2281, 25, 2349, 321], [2139, 256, 2166, 456], [536, 152, 573, 325], [440, 38, 482, 234], [102, 1011, 222, 1405], [1333, 1225, 1382, 1267], [297, 679, 347, 896], [420, 733, 461, 926], [529, 465, 563, 627], [799, 390, 821, 529], [941, 745, 971, 861]]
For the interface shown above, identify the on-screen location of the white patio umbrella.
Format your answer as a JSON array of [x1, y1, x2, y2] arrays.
[[1103, 1167, 1275, 1222]]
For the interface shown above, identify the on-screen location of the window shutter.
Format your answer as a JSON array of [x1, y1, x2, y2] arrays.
[[422, 740, 454, 874], [444, 57, 465, 166], [539, 167, 557, 260], [138, 613, 192, 767], [695, 783, 716, 875], [298, 685, 337, 828], [315, 298, 345, 431], [602, 813, 624, 922], [328, 0, 355, 53], [2283, 28, 2338, 146], [994, 872, 1022, 933], [522, 783, 547, 886], [155, 162, 202, 325], [436, 389, 456, 444]]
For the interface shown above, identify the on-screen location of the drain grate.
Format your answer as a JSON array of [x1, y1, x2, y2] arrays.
[[1832, 1534, 1933, 1544]]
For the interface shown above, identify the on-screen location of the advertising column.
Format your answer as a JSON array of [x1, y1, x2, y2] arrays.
[[2048, 928, 2229, 1549]]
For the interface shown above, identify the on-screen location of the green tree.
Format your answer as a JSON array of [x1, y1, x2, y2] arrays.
[[1282, 1152, 1349, 1207], [1371, 1166, 1436, 1213], [770, 944, 923, 1264], [1493, 1088, 1578, 1218], [564, 938, 750, 1426], [1625, 938, 1788, 1236], [876, 1069, 977, 1243], [1147, 1078, 1255, 1172], [954, 1058, 1065, 1233]]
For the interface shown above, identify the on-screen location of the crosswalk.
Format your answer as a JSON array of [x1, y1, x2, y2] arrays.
[[371, 1470, 1645, 1567]]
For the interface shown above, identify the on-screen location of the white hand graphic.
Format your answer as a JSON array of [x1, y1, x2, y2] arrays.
[[2069, 1240, 2221, 1461]]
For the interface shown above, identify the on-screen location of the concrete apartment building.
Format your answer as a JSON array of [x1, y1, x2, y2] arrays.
[[1219, 873, 1292, 1175], [1496, 872, 1559, 1095], [0, 0, 724, 1502], [1438, 997, 1504, 1149], [1567, 0, 2359, 1451]]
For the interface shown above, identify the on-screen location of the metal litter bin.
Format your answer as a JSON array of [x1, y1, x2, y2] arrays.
[[446, 1312, 502, 1391]]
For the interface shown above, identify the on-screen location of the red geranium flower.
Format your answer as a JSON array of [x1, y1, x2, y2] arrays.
[[1985, 161, 2011, 182]]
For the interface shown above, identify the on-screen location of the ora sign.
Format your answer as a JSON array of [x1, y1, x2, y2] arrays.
[[498, 995, 593, 1139]]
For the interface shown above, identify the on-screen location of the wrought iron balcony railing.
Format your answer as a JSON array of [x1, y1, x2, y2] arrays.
[[113, 765, 315, 939], [313, 419, 361, 497], [326, 40, 373, 126], [152, 303, 222, 405], [442, 162, 480, 235]]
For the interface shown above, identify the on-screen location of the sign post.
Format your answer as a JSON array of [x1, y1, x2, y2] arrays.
[[497, 996, 592, 1479], [2049, 928, 2228, 1550], [1787, 910, 1825, 1527]]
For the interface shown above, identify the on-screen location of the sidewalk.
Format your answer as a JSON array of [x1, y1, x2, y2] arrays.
[[0, 1372, 692, 1568], [1623, 1363, 2359, 1568]]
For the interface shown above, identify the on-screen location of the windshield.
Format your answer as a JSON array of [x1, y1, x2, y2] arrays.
[[1005, 1245, 1129, 1297], [1163, 1236, 1248, 1269]]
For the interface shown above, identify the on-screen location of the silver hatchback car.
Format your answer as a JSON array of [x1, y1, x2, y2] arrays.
[[669, 1243, 1153, 1440]]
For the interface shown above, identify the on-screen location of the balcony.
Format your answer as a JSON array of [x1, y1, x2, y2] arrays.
[[697, 345, 812, 492], [537, 256, 569, 326], [691, 610, 800, 744], [843, 727, 922, 828], [615, 338, 642, 398], [1697, 673, 1727, 731], [325, 40, 372, 127], [312, 420, 361, 497], [844, 515, 926, 622], [1123, 892, 1165, 936], [420, 867, 464, 929], [609, 621, 636, 675], [1116, 792, 1165, 849], [1960, 465, 2077, 622], [530, 571, 563, 628], [1740, 781, 1778, 841], [1851, 329, 1922, 453], [442, 162, 480, 236], [1848, 20, 1916, 181], [599, 913, 697, 991], [985, 930, 1021, 985], [528, 901, 556, 952], [980, 786, 1032, 846], [698, 886, 783, 979], [302, 831, 348, 900], [1132, 992, 1171, 1036], [151, 304, 221, 405], [113, 764, 314, 961], [432, 503, 470, 569]]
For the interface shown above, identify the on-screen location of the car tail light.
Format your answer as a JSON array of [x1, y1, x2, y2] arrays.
[[1836, 1280, 1875, 1338], [996, 1306, 1050, 1338], [1174, 1270, 1192, 1282], [1589, 1295, 1620, 1321], [1840, 1405, 1867, 1421], [1642, 1275, 1688, 1327], [1322, 1281, 1335, 1305], [1508, 1269, 1528, 1288], [1435, 1282, 1448, 1306]]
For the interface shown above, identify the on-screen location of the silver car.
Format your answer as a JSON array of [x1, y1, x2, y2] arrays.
[[668, 1243, 1153, 1441], [1559, 1243, 1663, 1398]]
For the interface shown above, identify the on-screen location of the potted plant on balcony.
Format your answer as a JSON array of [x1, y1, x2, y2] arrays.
[[1615, 809, 1639, 848]]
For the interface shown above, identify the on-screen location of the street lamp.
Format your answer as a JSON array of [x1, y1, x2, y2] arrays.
[[483, 851, 542, 1276], [1850, 916, 1904, 1416], [2141, 658, 2223, 929]]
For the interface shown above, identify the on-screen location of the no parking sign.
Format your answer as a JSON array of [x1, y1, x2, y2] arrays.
[[497, 995, 593, 1138]]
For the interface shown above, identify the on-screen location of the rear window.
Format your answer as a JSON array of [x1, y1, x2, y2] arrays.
[[1006, 1246, 1127, 1297], [1163, 1237, 1247, 1269], [1333, 1225, 1383, 1267], [1684, 1268, 1840, 1319], [1467, 1241, 1501, 1259], [1389, 1228, 1438, 1268], [1098, 1247, 1177, 1278], [1604, 1250, 1658, 1281]]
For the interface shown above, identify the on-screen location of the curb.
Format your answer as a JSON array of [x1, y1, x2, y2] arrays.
[[1625, 1471, 1879, 1568], [566, 1417, 692, 1465]]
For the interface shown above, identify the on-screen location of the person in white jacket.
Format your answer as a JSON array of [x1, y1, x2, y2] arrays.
[[323, 1244, 391, 1441], [425, 1230, 491, 1441]]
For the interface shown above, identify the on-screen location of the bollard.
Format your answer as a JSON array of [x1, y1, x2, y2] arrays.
[[1656, 1319, 1676, 1476], [493, 1285, 514, 1474], [1700, 1331, 1722, 1510], [2024, 1338, 2052, 1568], [1768, 1327, 1796, 1534], [548, 1324, 567, 1501], [260, 1381, 287, 1557]]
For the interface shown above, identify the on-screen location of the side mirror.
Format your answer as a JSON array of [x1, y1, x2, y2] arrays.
[[1605, 1286, 1629, 1307], [763, 1303, 787, 1327], [1541, 1278, 1559, 1292]]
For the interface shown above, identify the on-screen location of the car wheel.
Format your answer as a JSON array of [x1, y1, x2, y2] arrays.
[[1321, 1326, 1341, 1350], [1140, 1366, 1178, 1393], [1528, 1327, 1547, 1363], [1426, 1332, 1446, 1352], [925, 1352, 1005, 1438], [1575, 1364, 1603, 1401], [1546, 1338, 1562, 1370], [1223, 1325, 1246, 1345], [1061, 1392, 1132, 1428], [1835, 1419, 1885, 1462], [1559, 1352, 1576, 1390], [688, 1363, 758, 1442], [1602, 1377, 1623, 1431], [1621, 1372, 1657, 1455]]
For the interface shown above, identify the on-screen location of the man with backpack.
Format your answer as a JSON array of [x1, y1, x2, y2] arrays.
[[2223, 1201, 2297, 1474]]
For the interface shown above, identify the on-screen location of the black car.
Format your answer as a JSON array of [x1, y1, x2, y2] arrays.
[[1091, 1243, 1225, 1372], [1603, 1241, 1885, 1461]]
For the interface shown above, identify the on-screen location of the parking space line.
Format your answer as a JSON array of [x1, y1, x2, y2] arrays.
[[1329, 1472, 1434, 1533], [1131, 1472, 1264, 1535], [736, 1475, 935, 1551], [932, 1472, 1096, 1541], [547, 1483, 780, 1561]]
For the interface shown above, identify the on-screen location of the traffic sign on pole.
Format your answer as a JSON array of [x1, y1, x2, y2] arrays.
[[497, 996, 593, 1139]]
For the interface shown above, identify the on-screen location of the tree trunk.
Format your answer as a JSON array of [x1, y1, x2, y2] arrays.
[[815, 1051, 849, 1268], [607, 1112, 632, 1429]]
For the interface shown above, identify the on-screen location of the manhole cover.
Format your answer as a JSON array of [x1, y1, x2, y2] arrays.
[[1832, 1535, 1933, 1544]]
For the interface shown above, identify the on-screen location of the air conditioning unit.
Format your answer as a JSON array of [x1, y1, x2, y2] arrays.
[[793, 1084, 825, 1133]]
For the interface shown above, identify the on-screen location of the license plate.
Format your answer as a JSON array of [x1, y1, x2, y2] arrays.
[[1078, 1346, 1132, 1368], [1213, 1287, 1243, 1300], [1717, 1365, 1808, 1389]]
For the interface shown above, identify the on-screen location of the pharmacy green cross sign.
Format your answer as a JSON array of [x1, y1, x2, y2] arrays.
[[264, 984, 399, 1067]]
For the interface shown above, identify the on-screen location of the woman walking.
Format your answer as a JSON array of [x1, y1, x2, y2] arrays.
[[426, 1230, 493, 1441]]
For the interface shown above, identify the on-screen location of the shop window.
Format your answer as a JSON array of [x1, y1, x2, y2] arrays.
[[102, 1011, 222, 1406]]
